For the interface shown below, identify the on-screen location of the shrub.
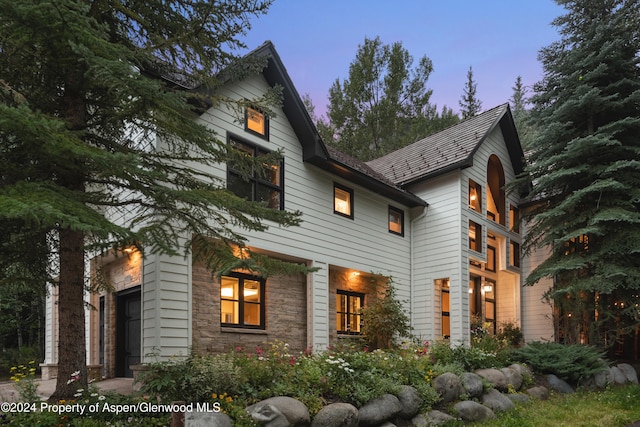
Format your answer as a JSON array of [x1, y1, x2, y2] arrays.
[[512, 341, 608, 385], [498, 322, 524, 347]]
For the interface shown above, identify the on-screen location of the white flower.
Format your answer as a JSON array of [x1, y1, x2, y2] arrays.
[[98, 395, 106, 401]]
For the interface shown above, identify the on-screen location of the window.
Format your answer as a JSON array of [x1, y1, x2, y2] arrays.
[[486, 246, 496, 272], [336, 290, 363, 334], [469, 179, 482, 212], [245, 106, 269, 139], [484, 279, 496, 334], [388, 206, 404, 236], [220, 273, 266, 329], [510, 241, 521, 268], [227, 138, 283, 210], [334, 183, 354, 219], [469, 220, 482, 252], [437, 279, 450, 339], [510, 205, 520, 233], [487, 155, 506, 225]]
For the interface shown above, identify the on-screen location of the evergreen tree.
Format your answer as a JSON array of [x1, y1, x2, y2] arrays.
[[459, 66, 482, 119], [323, 36, 438, 161], [510, 76, 536, 150], [521, 0, 640, 349], [0, 0, 309, 399]]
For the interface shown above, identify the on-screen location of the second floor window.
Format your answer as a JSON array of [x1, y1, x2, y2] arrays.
[[388, 206, 404, 236], [334, 183, 354, 219], [227, 137, 283, 210]]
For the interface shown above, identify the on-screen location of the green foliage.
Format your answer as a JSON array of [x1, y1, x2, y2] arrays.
[[517, 0, 640, 350], [497, 322, 524, 347], [139, 354, 241, 403], [319, 36, 458, 160], [512, 341, 608, 385], [8, 361, 39, 403], [430, 338, 513, 372], [360, 276, 412, 350], [459, 66, 482, 119]]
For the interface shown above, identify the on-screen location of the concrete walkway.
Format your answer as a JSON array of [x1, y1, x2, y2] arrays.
[[0, 377, 135, 402]]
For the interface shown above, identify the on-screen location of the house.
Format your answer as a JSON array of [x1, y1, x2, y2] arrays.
[[41, 42, 553, 380]]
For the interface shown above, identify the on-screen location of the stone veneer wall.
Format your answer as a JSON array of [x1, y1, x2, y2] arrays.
[[191, 261, 307, 354], [328, 267, 376, 345]]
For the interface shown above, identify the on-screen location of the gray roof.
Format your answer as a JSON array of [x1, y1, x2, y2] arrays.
[[367, 104, 523, 186]]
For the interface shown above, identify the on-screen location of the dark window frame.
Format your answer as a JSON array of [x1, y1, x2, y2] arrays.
[[333, 183, 354, 219], [245, 106, 269, 140], [469, 179, 482, 213], [220, 272, 266, 329], [336, 289, 364, 335], [469, 220, 482, 253], [227, 135, 284, 210], [388, 205, 405, 236]]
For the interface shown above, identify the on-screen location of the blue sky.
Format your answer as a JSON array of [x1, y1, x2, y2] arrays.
[[239, 0, 565, 118]]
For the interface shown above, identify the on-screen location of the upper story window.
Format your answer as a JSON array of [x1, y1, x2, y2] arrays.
[[227, 137, 283, 210], [509, 205, 520, 234], [469, 220, 482, 253], [487, 155, 506, 226], [510, 241, 521, 268], [220, 273, 266, 329], [334, 183, 354, 219], [245, 106, 269, 139], [336, 290, 363, 335], [469, 179, 482, 212], [388, 206, 404, 236]]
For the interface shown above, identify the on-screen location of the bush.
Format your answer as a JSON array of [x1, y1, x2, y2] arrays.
[[512, 341, 608, 385]]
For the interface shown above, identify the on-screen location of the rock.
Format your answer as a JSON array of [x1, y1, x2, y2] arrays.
[[432, 372, 463, 403], [546, 374, 574, 394], [246, 396, 310, 427], [358, 394, 402, 427], [481, 389, 516, 412], [526, 386, 549, 400], [501, 366, 523, 391], [425, 410, 456, 426], [594, 367, 613, 389], [617, 363, 639, 384], [453, 400, 496, 422], [185, 411, 232, 427], [507, 393, 530, 404], [610, 366, 627, 385], [311, 403, 358, 427], [460, 372, 484, 398], [475, 368, 508, 392], [396, 385, 421, 419], [509, 363, 532, 378]]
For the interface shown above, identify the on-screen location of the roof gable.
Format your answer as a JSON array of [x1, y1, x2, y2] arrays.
[[366, 104, 525, 186]]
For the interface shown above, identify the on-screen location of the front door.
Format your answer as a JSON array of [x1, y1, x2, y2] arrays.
[[116, 288, 141, 377]]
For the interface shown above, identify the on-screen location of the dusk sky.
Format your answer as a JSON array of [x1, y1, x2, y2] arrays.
[[239, 0, 566, 118]]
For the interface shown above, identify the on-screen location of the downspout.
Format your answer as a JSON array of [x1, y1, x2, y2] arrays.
[[410, 205, 429, 330]]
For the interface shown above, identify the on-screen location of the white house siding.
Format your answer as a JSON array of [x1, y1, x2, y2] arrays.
[[141, 73, 415, 356], [521, 243, 554, 343], [409, 172, 465, 343]]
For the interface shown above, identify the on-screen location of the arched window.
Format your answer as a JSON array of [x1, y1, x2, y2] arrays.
[[487, 155, 505, 226]]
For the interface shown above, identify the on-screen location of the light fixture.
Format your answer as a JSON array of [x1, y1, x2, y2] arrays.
[[221, 287, 234, 297], [484, 284, 493, 293], [468, 288, 473, 294]]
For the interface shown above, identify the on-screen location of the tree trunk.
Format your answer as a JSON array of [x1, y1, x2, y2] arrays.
[[49, 228, 88, 401]]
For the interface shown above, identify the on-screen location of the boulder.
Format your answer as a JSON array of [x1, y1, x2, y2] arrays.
[[509, 363, 532, 378], [526, 386, 549, 400], [311, 403, 358, 427], [475, 368, 508, 392], [617, 363, 639, 384], [358, 394, 402, 427], [594, 367, 613, 389], [460, 372, 484, 398], [546, 374, 574, 394], [501, 366, 523, 391], [396, 385, 421, 419], [432, 372, 463, 403], [425, 410, 456, 426], [507, 393, 530, 404], [246, 396, 310, 427], [610, 366, 627, 385], [185, 411, 232, 427], [481, 389, 515, 412], [453, 400, 496, 422]]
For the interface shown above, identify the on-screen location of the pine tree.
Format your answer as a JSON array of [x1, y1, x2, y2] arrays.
[[0, 0, 310, 399], [510, 76, 536, 150], [459, 66, 482, 119], [521, 0, 640, 349], [324, 36, 437, 160]]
